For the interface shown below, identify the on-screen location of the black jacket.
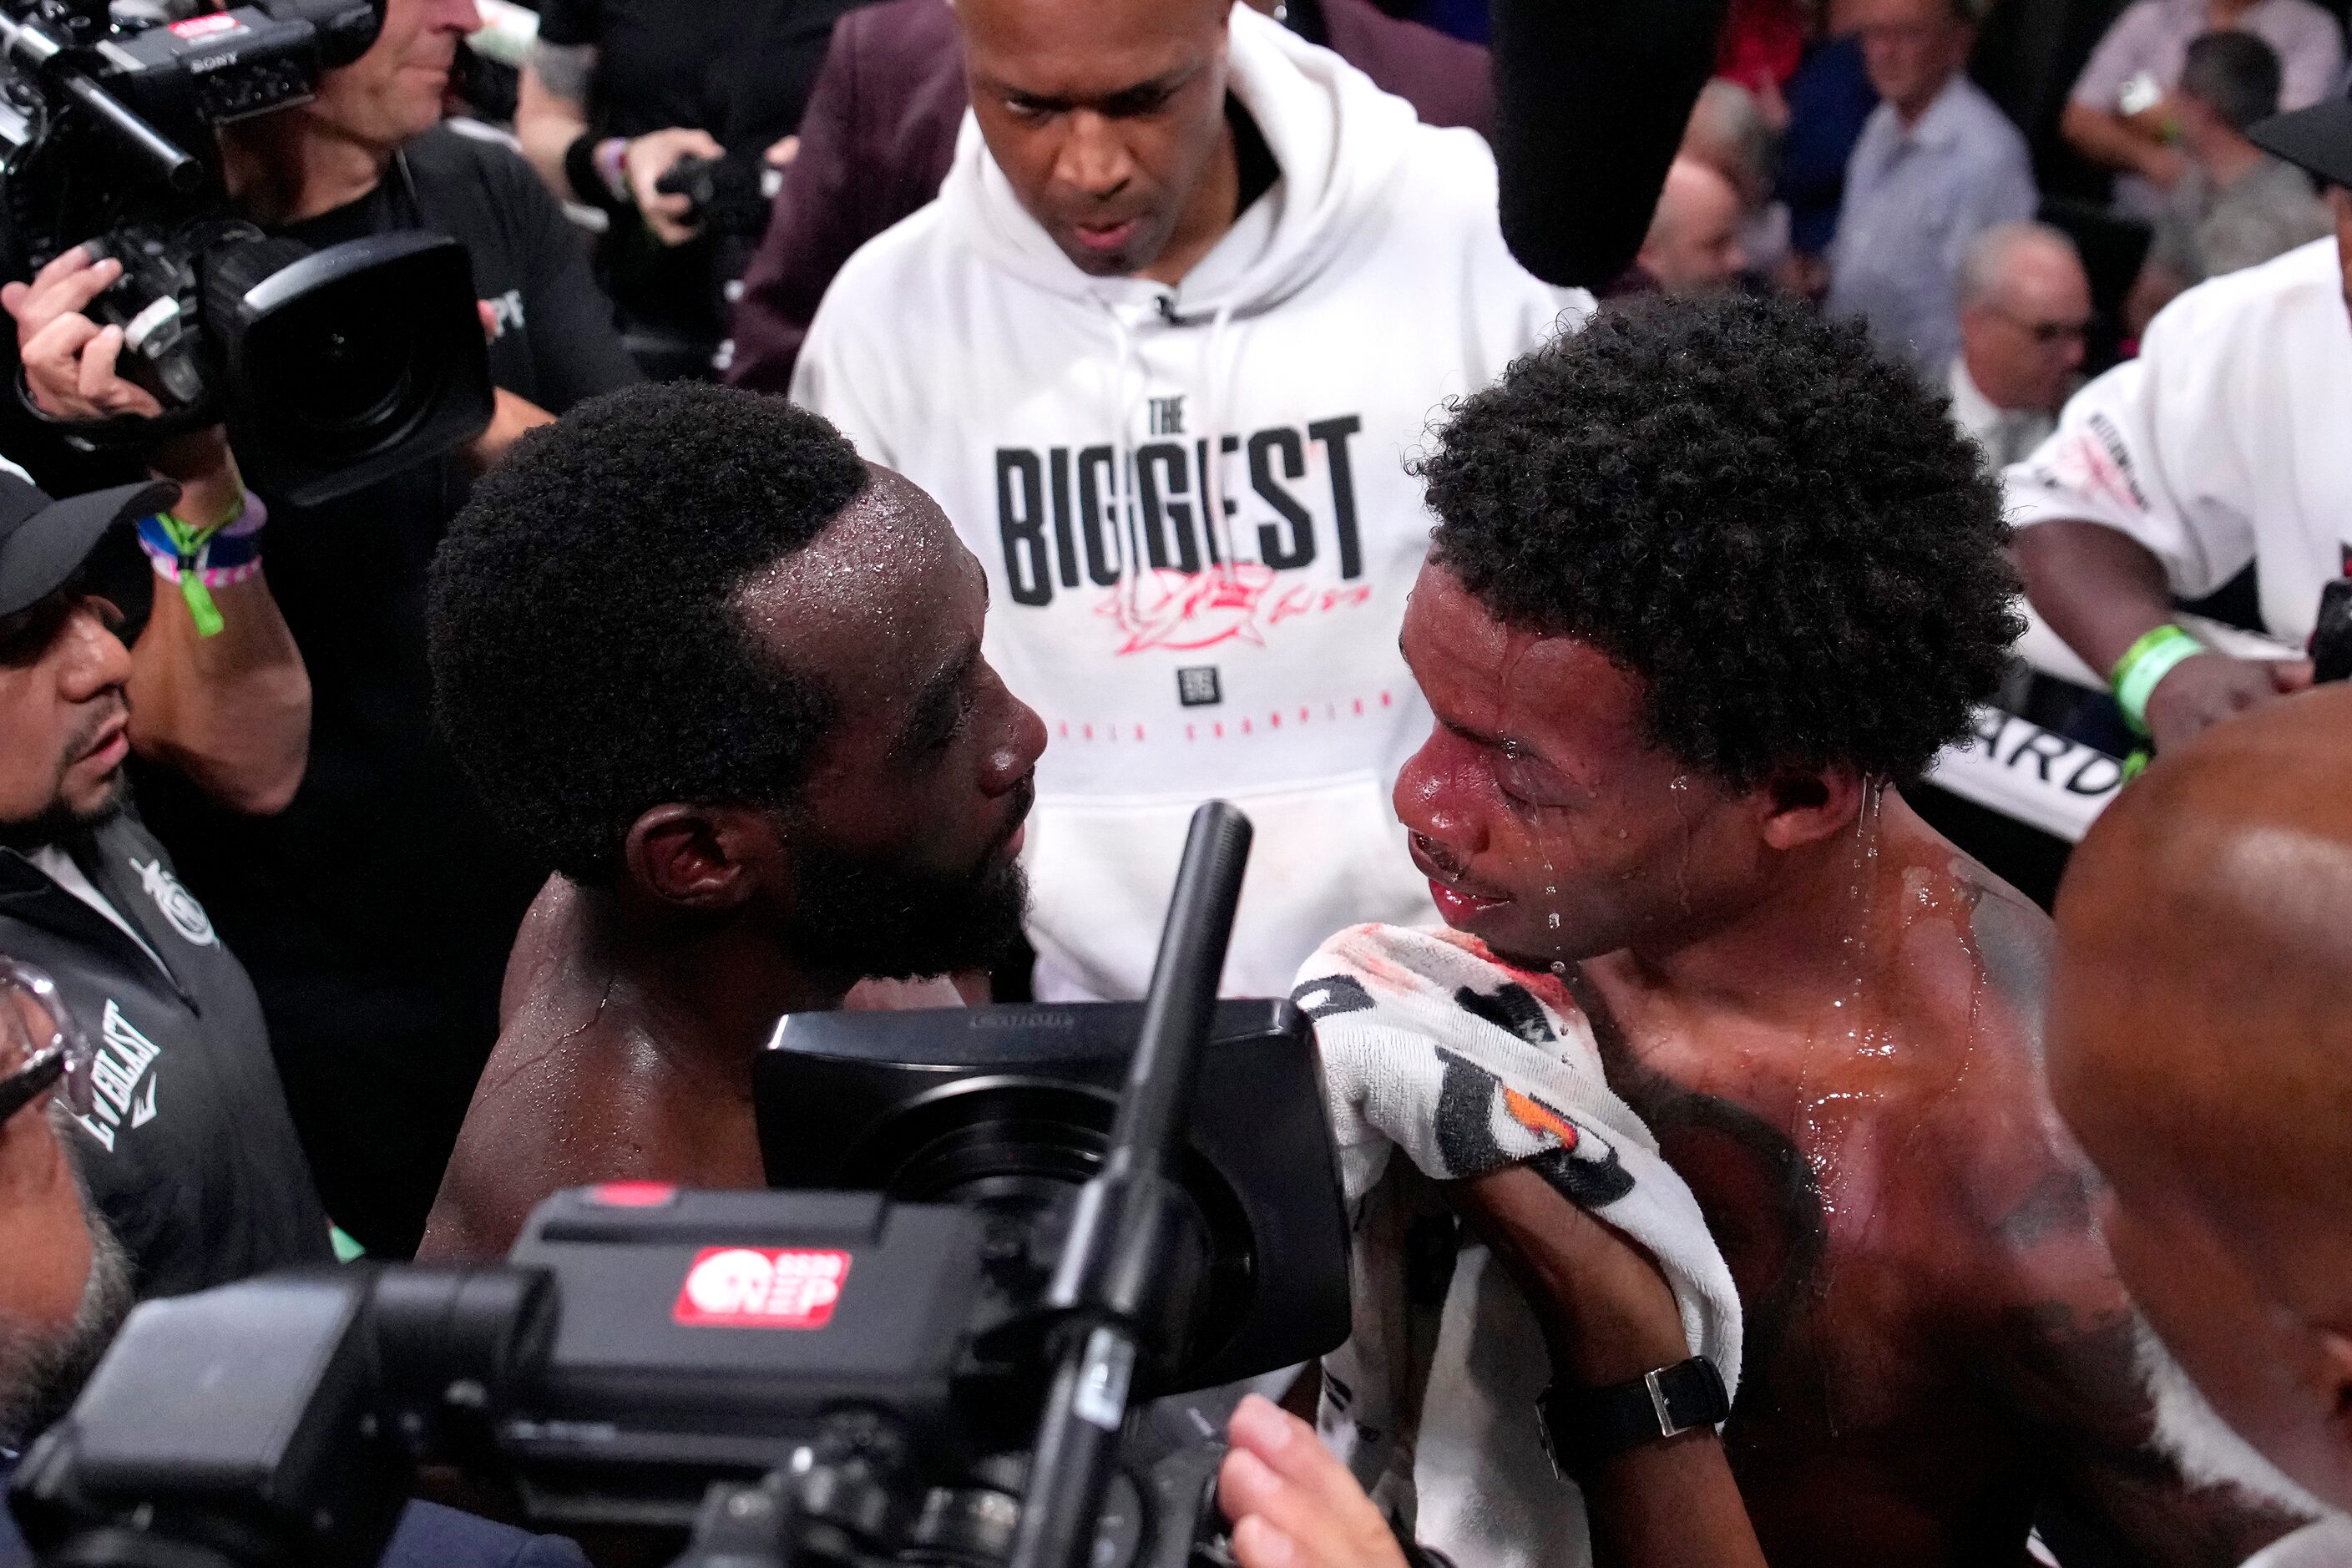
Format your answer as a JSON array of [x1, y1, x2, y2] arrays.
[[0, 807, 332, 1298]]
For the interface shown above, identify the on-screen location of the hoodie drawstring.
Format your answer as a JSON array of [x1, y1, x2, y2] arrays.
[[1100, 294, 1245, 616], [1201, 301, 1242, 584], [1100, 299, 1146, 625]]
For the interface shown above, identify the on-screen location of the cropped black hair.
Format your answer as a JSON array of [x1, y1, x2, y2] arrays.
[[428, 382, 872, 884], [2179, 30, 2282, 134], [1419, 291, 2021, 787]]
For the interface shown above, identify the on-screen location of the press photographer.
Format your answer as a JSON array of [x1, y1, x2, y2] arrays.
[[0, 0, 641, 1262], [513, 0, 841, 377]]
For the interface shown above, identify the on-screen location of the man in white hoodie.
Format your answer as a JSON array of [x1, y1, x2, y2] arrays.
[[792, 0, 1583, 1002]]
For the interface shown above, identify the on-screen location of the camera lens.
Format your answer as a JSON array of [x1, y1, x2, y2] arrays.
[[220, 231, 495, 505], [271, 303, 422, 443]]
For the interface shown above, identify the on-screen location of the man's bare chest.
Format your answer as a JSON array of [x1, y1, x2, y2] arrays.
[[1616, 1051, 2046, 1562], [1567, 987, 2021, 1422]]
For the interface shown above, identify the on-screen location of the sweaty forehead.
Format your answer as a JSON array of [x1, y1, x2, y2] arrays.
[[1404, 564, 1650, 748], [731, 468, 978, 713], [959, 0, 1226, 90]]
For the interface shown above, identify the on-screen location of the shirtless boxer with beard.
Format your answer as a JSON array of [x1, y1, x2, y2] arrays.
[[413, 386, 1045, 1262], [1387, 293, 2292, 1565]]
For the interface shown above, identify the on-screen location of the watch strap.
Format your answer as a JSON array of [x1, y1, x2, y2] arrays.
[[1536, 1356, 1730, 1479]]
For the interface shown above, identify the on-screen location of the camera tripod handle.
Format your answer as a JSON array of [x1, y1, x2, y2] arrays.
[[1010, 801, 1253, 1568], [0, 11, 201, 192], [58, 68, 201, 192], [1111, 798, 1252, 1176]]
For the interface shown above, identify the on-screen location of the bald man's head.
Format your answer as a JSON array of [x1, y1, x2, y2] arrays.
[[2050, 685, 2352, 1515], [1636, 158, 1748, 296], [1956, 222, 2090, 415]]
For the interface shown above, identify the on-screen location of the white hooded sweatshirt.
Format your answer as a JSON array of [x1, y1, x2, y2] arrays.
[[795, 6, 1585, 1000]]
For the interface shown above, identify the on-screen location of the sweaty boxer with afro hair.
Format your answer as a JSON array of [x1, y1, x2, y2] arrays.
[[417, 384, 1045, 1261], [1387, 291, 2292, 1564]]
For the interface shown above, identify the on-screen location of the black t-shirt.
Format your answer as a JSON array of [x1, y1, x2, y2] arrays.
[[0, 812, 334, 1299], [127, 125, 640, 1258], [537, 0, 869, 345], [536, 0, 862, 149]]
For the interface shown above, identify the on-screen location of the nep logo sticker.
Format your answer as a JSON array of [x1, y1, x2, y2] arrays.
[[674, 1247, 850, 1329]]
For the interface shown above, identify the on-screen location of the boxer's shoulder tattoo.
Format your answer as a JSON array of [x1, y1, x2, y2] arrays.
[[1958, 861, 2054, 1059], [1995, 1166, 2098, 1252], [1564, 968, 1828, 1378]]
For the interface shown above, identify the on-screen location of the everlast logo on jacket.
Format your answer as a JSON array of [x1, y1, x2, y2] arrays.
[[76, 999, 164, 1151], [0, 811, 331, 1297], [794, 5, 1586, 1001]]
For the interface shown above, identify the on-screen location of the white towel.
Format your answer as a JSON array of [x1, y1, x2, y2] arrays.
[[1292, 923, 1743, 1568]]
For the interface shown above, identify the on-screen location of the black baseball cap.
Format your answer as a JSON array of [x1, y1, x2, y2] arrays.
[[2248, 93, 2352, 190], [0, 467, 175, 619]]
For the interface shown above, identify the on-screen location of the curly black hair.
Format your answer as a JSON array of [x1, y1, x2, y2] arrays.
[[427, 383, 871, 884], [1418, 291, 2021, 787]]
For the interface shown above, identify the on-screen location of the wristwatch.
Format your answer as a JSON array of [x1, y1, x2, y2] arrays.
[[1535, 1356, 1730, 1480]]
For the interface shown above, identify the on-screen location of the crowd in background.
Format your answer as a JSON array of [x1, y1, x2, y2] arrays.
[[496, 0, 2347, 527], [3, 0, 2352, 1565]]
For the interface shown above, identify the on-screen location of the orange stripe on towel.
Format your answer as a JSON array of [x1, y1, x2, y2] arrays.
[[1504, 1087, 1579, 1150]]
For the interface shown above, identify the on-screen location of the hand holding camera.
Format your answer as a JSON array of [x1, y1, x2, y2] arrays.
[[1218, 1396, 1409, 1568], [3, 246, 166, 422], [5, 245, 245, 536], [625, 125, 725, 245]]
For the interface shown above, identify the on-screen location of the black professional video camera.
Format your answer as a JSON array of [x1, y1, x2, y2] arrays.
[[0, 0, 493, 504], [11, 805, 1355, 1568]]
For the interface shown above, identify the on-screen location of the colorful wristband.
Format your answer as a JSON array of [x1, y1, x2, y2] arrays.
[[134, 488, 266, 639], [594, 136, 630, 205], [2110, 624, 2205, 737], [139, 516, 262, 572]]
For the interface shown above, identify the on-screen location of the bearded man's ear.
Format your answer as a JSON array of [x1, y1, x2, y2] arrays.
[[622, 804, 788, 911]]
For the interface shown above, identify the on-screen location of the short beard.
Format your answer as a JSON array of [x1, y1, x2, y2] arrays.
[[2135, 1314, 2339, 1525], [780, 830, 1030, 983], [0, 1113, 137, 1450], [0, 775, 124, 855]]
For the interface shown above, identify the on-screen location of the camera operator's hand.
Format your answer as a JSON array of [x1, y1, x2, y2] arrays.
[[2142, 651, 2313, 754], [2, 246, 165, 421], [1220, 1395, 1409, 1568], [625, 126, 725, 245]]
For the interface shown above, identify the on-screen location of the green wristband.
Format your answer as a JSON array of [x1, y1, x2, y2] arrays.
[[149, 486, 247, 640], [2111, 624, 2205, 737]]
